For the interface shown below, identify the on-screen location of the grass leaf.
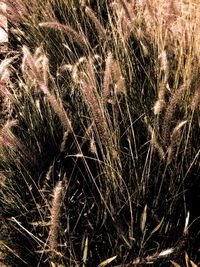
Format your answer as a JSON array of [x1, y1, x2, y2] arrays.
[[170, 261, 181, 267], [140, 204, 147, 233], [185, 251, 189, 267], [150, 217, 164, 236], [97, 256, 117, 267], [82, 236, 89, 267], [190, 260, 198, 267]]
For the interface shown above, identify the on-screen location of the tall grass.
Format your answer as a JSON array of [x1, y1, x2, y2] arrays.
[[0, 0, 199, 266]]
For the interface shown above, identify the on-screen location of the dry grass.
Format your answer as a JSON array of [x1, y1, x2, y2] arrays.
[[0, 0, 199, 266]]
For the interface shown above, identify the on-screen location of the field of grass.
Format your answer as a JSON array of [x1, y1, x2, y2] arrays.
[[0, 0, 199, 266]]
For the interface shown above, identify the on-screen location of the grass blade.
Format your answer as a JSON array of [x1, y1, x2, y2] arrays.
[[97, 256, 117, 267]]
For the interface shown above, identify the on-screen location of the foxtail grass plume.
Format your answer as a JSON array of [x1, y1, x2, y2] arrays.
[[1, 0, 31, 23], [103, 52, 126, 101], [39, 21, 89, 49], [45, 92, 73, 132], [148, 125, 165, 159], [60, 131, 68, 152], [153, 81, 168, 115], [166, 1, 178, 25], [191, 86, 200, 111], [167, 120, 187, 165], [111, 0, 135, 40], [145, 0, 157, 23], [159, 50, 169, 78], [0, 120, 19, 150], [140, 41, 149, 57], [49, 181, 63, 256], [112, 60, 126, 94], [0, 86, 14, 102], [22, 45, 41, 82], [80, 57, 110, 146], [21, 46, 73, 132], [162, 80, 190, 145], [119, 0, 132, 22], [85, 6, 106, 40], [0, 56, 18, 84]]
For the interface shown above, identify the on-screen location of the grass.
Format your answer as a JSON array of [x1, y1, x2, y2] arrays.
[[0, 0, 199, 266]]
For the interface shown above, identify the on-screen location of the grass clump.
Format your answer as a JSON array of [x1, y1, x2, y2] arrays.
[[0, 0, 199, 266]]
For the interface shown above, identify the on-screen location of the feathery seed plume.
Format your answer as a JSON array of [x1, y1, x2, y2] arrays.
[[85, 6, 107, 40], [49, 181, 63, 256]]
